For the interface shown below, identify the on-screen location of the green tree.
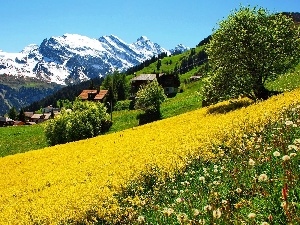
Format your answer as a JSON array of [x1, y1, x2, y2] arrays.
[[135, 79, 167, 124], [59, 99, 72, 109], [115, 73, 128, 101], [88, 79, 95, 90], [156, 59, 162, 71], [44, 99, 112, 146], [203, 7, 300, 105], [18, 108, 25, 122], [101, 71, 129, 102], [8, 107, 17, 120]]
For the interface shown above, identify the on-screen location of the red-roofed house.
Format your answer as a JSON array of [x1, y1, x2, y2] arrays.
[[78, 90, 108, 102]]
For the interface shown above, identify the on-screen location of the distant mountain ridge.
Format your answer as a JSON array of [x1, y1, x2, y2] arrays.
[[0, 34, 189, 86], [0, 75, 62, 115]]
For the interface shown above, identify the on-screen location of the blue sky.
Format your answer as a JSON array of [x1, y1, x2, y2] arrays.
[[0, 0, 299, 52]]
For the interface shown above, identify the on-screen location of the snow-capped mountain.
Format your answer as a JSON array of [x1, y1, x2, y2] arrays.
[[170, 44, 190, 55], [0, 34, 177, 85]]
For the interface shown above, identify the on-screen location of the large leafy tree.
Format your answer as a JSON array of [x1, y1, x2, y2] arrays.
[[203, 7, 300, 105], [135, 79, 167, 114], [101, 71, 129, 103]]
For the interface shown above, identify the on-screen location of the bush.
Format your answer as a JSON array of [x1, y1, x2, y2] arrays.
[[44, 100, 112, 145], [135, 79, 166, 113], [114, 100, 133, 111], [135, 79, 167, 124]]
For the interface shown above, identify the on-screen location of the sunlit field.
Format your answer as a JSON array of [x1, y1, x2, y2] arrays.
[[0, 87, 300, 224]]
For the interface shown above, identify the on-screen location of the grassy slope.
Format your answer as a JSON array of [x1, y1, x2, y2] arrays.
[[0, 124, 48, 157], [109, 79, 203, 133], [266, 62, 300, 92], [2, 84, 300, 224], [123, 102, 300, 225], [0, 59, 299, 158], [136, 46, 205, 77]]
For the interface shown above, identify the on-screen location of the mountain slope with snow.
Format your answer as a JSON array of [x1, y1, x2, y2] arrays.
[[0, 34, 181, 85]]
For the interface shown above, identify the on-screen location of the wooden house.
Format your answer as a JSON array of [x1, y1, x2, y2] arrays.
[[30, 113, 51, 124], [24, 112, 34, 121], [43, 105, 60, 113], [0, 117, 14, 127], [14, 121, 25, 126], [78, 90, 108, 102], [130, 73, 180, 96]]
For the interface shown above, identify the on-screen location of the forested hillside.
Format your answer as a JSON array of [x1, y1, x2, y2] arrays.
[[24, 77, 104, 111], [0, 75, 62, 115]]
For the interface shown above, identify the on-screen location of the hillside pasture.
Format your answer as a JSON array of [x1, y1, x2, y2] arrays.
[[0, 87, 300, 224], [0, 125, 48, 157]]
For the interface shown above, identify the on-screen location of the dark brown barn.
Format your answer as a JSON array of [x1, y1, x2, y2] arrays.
[[131, 73, 180, 96]]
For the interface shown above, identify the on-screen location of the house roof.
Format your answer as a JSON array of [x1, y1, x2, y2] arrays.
[[94, 90, 108, 100], [78, 89, 108, 101], [31, 113, 51, 120], [14, 121, 25, 125], [131, 74, 164, 82], [25, 112, 34, 117], [31, 114, 43, 119], [43, 113, 52, 120], [25, 122, 36, 125], [78, 90, 98, 100], [0, 117, 14, 122]]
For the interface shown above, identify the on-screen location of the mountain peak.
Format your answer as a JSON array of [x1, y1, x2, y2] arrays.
[[170, 44, 189, 55], [21, 44, 39, 54], [137, 36, 149, 42], [1, 34, 173, 85]]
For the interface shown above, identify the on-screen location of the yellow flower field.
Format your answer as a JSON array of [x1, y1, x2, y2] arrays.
[[1, 89, 300, 224]]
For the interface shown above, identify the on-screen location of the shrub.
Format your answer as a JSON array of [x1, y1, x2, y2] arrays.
[[135, 79, 167, 113], [44, 100, 112, 145], [114, 100, 133, 111], [135, 79, 167, 124]]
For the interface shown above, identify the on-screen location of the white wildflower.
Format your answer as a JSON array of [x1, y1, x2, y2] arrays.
[[285, 120, 293, 126], [258, 173, 268, 182], [213, 208, 222, 219], [204, 205, 212, 211], [248, 212, 256, 219], [236, 188, 242, 193], [282, 155, 290, 161], [248, 158, 255, 166]]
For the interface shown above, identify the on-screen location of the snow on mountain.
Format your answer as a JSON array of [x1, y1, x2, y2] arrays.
[[170, 44, 190, 55], [0, 34, 182, 85]]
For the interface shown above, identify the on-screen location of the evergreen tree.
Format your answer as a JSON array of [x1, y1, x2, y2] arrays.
[[8, 107, 17, 120], [88, 80, 95, 90], [18, 108, 25, 122], [156, 59, 162, 71]]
